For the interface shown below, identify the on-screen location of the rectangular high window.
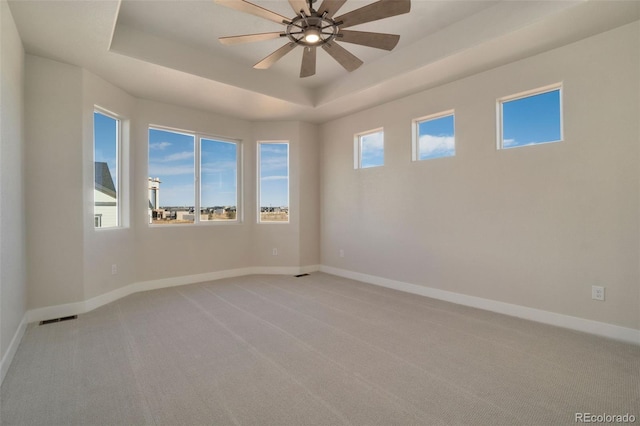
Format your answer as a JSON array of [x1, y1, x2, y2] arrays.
[[94, 110, 120, 228], [148, 127, 240, 225], [355, 128, 384, 169], [498, 84, 563, 149], [412, 110, 455, 161], [258, 142, 289, 223]]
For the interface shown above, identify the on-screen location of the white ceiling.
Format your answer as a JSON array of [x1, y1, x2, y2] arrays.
[[114, 0, 499, 88], [8, 0, 640, 123]]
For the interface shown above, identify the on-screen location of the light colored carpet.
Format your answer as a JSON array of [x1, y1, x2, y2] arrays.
[[1, 272, 638, 425]]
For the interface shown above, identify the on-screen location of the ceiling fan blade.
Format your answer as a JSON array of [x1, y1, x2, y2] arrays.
[[334, 0, 411, 29], [214, 0, 289, 25], [288, 0, 310, 15], [300, 46, 316, 78], [219, 32, 284, 45], [316, 0, 347, 18], [254, 42, 297, 69], [338, 30, 400, 50], [322, 42, 363, 72]]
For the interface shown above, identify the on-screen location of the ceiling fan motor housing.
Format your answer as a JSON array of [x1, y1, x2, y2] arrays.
[[285, 14, 340, 47]]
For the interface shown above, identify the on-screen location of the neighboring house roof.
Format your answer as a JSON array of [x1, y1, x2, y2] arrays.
[[95, 162, 116, 199]]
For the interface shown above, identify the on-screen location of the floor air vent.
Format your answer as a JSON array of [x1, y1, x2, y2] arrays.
[[39, 315, 77, 325], [294, 273, 310, 277]]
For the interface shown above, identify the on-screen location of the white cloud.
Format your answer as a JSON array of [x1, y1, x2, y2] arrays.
[[201, 160, 237, 174], [164, 151, 194, 162], [151, 151, 194, 163], [148, 164, 194, 176], [504, 139, 547, 148], [149, 141, 171, 150], [419, 134, 455, 158], [359, 132, 384, 166], [259, 144, 288, 154], [259, 156, 288, 172], [261, 175, 288, 181], [361, 132, 384, 150]]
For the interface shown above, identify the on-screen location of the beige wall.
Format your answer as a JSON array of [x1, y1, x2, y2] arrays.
[[320, 22, 640, 330], [299, 122, 320, 267], [0, 0, 27, 362], [82, 70, 137, 300], [252, 122, 320, 266], [23, 60, 320, 309], [25, 56, 85, 309], [133, 99, 256, 282]]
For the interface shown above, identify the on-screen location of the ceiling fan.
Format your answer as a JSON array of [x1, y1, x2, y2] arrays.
[[215, 0, 411, 78]]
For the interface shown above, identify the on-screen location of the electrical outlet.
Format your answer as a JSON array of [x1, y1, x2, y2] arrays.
[[272, 248, 278, 256], [592, 286, 605, 301], [111, 264, 117, 275], [339, 249, 344, 258]]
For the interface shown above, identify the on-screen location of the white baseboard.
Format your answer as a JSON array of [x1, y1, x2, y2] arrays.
[[298, 264, 321, 274], [1, 313, 28, 385], [320, 265, 640, 346], [27, 265, 321, 324]]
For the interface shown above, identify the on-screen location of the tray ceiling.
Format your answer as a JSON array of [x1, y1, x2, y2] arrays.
[[8, 0, 640, 123]]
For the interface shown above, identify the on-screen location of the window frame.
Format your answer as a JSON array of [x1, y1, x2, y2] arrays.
[[411, 109, 455, 162], [354, 127, 384, 169], [148, 125, 242, 226], [93, 107, 122, 229], [497, 83, 563, 150], [257, 140, 290, 224]]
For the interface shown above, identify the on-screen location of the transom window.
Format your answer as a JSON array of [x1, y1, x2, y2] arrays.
[[498, 84, 563, 149], [148, 127, 240, 225], [412, 110, 455, 161], [355, 128, 384, 169]]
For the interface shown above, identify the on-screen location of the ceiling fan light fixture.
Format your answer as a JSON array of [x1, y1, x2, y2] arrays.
[[304, 28, 321, 44]]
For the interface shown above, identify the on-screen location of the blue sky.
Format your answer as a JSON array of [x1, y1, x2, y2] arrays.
[[259, 143, 289, 208], [417, 114, 455, 160], [201, 138, 237, 208], [502, 89, 561, 148], [360, 131, 384, 168], [94, 111, 118, 189], [148, 129, 239, 208], [148, 129, 289, 209], [148, 128, 195, 207]]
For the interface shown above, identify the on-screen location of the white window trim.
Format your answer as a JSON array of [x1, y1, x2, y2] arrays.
[[354, 127, 384, 169], [94, 107, 123, 230], [496, 83, 564, 150], [257, 140, 290, 224], [411, 109, 455, 162], [148, 125, 242, 226]]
